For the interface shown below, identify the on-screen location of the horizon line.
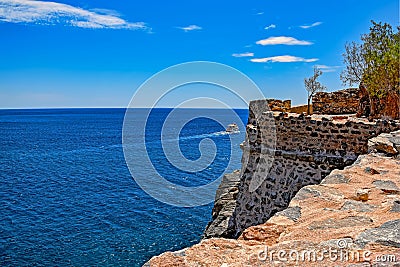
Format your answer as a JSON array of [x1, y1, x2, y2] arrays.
[[0, 106, 251, 110]]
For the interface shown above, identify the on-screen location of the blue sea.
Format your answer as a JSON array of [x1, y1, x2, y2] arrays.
[[0, 108, 248, 266]]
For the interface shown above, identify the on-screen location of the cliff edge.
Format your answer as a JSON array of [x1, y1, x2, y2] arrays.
[[147, 130, 400, 266]]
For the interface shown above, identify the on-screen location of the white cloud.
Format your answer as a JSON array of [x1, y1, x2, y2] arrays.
[[300, 22, 322, 29], [315, 64, 341, 72], [264, 24, 276, 30], [232, 52, 254, 57], [0, 0, 148, 30], [89, 8, 121, 17], [256, 12, 264, 15], [178, 25, 202, 32], [256, 36, 312, 45], [250, 55, 318, 63]]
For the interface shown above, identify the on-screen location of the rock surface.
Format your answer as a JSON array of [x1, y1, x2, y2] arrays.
[[148, 131, 400, 266], [203, 171, 241, 238], [369, 130, 400, 157]]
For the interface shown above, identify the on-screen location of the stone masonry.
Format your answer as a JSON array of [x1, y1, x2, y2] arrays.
[[228, 99, 399, 236], [254, 99, 291, 112], [313, 88, 360, 114]]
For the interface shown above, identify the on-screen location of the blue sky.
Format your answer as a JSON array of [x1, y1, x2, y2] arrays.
[[0, 0, 398, 108]]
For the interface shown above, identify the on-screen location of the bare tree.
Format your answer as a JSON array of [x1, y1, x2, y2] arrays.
[[304, 66, 326, 115], [340, 41, 366, 86]]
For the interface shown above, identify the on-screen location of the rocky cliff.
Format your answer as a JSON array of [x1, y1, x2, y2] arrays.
[[146, 98, 400, 267], [217, 99, 399, 238], [203, 170, 241, 239], [147, 130, 400, 266]]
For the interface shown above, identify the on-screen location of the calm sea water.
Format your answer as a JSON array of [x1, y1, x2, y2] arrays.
[[0, 108, 248, 266]]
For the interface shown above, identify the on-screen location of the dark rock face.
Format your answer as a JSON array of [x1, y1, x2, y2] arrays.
[[355, 219, 400, 248], [203, 171, 241, 238], [313, 88, 360, 115]]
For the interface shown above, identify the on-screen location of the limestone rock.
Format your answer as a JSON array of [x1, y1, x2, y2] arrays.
[[149, 125, 400, 267], [292, 186, 320, 201], [321, 171, 350, 184], [274, 206, 301, 221], [239, 223, 286, 244], [340, 200, 376, 212], [308, 216, 373, 230], [373, 180, 400, 194], [355, 220, 400, 248], [368, 131, 400, 156], [149, 150, 400, 267]]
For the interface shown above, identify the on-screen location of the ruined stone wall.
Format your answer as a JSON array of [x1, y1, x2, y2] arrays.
[[252, 99, 291, 112], [289, 104, 309, 114], [228, 99, 399, 236], [313, 88, 360, 114]]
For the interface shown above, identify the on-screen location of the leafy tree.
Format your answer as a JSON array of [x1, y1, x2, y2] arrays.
[[340, 21, 399, 119], [304, 66, 326, 115]]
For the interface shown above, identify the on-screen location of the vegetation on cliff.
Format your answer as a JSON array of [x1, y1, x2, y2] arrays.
[[340, 21, 400, 119]]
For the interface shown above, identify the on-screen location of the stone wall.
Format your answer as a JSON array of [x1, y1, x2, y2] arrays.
[[289, 104, 309, 114], [227, 99, 399, 237], [252, 99, 291, 112], [313, 88, 360, 114]]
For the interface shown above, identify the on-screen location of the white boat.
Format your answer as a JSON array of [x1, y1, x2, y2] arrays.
[[226, 123, 239, 133]]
